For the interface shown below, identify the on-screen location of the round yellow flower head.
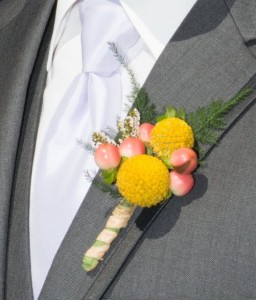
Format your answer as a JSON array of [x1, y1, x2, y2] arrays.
[[116, 155, 170, 207], [150, 117, 194, 157]]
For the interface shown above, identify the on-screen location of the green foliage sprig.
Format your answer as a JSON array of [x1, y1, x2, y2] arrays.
[[186, 86, 253, 145], [77, 139, 95, 154], [108, 42, 157, 125], [84, 44, 253, 198], [94, 178, 122, 199], [84, 170, 122, 199]]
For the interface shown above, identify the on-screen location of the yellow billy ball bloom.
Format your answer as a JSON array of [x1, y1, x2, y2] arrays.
[[116, 155, 170, 207], [150, 117, 194, 157]]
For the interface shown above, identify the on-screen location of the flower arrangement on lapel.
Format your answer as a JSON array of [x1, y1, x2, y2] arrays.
[[82, 44, 253, 272]]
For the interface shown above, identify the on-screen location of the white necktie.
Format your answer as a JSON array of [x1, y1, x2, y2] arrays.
[[30, 0, 139, 298], [79, 0, 139, 135]]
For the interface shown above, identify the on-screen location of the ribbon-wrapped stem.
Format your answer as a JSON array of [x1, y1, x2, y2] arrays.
[[82, 199, 136, 271]]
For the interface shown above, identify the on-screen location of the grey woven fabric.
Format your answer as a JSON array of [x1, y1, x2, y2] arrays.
[[1, 0, 256, 299], [0, 1, 56, 299]]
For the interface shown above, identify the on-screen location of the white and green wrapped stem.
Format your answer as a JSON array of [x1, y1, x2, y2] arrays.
[[82, 199, 136, 272]]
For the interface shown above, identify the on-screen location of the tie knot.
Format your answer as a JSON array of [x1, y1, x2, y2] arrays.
[[80, 0, 139, 75]]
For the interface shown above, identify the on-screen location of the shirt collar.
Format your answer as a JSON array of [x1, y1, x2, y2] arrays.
[[47, 0, 78, 71], [47, 0, 197, 70], [119, 0, 197, 59]]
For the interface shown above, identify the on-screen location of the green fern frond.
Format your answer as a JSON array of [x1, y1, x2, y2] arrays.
[[132, 88, 157, 124], [187, 86, 253, 145], [84, 170, 121, 199], [109, 42, 157, 124], [77, 139, 95, 154], [102, 127, 118, 140], [93, 176, 122, 199], [108, 42, 140, 100]]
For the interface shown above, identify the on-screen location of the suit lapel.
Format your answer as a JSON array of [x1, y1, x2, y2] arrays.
[[0, 0, 26, 29], [5, 2, 56, 299], [39, 0, 256, 299], [85, 81, 256, 300]]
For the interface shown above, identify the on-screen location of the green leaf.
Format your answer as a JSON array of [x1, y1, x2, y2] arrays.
[[121, 156, 128, 164], [160, 156, 172, 169], [176, 107, 186, 120], [165, 105, 177, 118], [157, 106, 186, 122], [164, 190, 173, 201], [146, 144, 154, 155], [102, 169, 117, 185], [156, 114, 168, 122]]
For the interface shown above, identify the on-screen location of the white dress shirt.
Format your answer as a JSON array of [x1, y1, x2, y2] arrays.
[[30, 0, 197, 298]]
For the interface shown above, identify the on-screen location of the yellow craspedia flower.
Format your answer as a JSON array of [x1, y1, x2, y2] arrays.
[[150, 117, 194, 157], [116, 155, 170, 207]]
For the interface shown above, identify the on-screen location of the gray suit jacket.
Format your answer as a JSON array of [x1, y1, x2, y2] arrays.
[[1, 0, 256, 299]]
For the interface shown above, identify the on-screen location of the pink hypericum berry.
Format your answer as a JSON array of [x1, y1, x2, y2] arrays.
[[170, 148, 198, 174], [94, 144, 121, 170], [119, 137, 146, 158], [138, 123, 155, 143], [169, 170, 195, 196]]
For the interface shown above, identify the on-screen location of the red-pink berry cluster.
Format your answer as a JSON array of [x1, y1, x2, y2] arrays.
[[94, 123, 198, 197], [169, 148, 198, 196]]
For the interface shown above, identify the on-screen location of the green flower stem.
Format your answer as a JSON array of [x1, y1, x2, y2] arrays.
[[82, 199, 136, 272]]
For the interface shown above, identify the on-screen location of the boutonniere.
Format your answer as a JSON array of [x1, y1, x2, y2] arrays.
[[81, 44, 253, 272]]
